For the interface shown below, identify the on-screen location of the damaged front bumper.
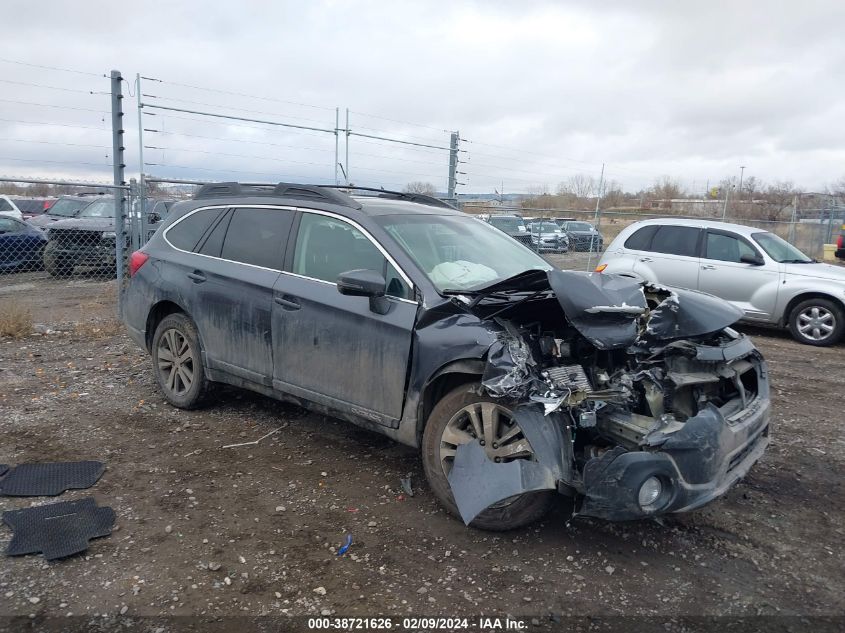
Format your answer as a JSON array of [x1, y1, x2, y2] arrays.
[[579, 393, 770, 521]]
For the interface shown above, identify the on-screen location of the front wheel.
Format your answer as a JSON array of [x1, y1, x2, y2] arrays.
[[43, 242, 75, 277], [151, 313, 211, 408], [421, 383, 555, 531], [787, 298, 845, 346]]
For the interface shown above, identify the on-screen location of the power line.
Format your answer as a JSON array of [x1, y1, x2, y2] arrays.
[[0, 117, 109, 132], [144, 145, 336, 169], [149, 129, 334, 154], [0, 78, 102, 95], [142, 76, 336, 112], [0, 156, 109, 167], [0, 138, 109, 150], [349, 109, 452, 134], [143, 93, 336, 127], [0, 98, 108, 114], [0, 57, 103, 77]]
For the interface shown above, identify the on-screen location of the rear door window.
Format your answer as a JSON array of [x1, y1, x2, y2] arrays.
[[219, 207, 292, 270], [0, 199, 12, 212], [195, 210, 232, 258], [650, 226, 701, 257], [166, 208, 226, 252]]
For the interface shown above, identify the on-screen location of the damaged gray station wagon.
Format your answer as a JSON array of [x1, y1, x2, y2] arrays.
[[123, 183, 771, 530]]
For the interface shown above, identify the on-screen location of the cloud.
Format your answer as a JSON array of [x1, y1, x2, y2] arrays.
[[0, 0, 842, 193]]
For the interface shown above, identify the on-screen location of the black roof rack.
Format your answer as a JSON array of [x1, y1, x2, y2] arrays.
[[193, 182, 362, 209], [320, 185, 456, 210]]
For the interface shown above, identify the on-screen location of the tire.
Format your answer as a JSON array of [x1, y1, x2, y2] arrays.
[[421, 383, 555, 531], [151, 313, 211, 409], [43, 242, 75, 278], [787, 298, 845, 347]]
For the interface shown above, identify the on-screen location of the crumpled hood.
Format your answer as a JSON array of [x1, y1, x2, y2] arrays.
[[782, 262, 845, 283], [547, 270, 743, 349]]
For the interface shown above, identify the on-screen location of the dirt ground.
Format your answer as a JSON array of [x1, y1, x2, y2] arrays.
[[0, 267, 843, 630]]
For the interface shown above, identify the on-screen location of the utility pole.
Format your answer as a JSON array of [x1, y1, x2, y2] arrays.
[[334, 107, 340, 185], [345, 108, 350, 185], [738, 166, 746, 201], [110, 70, 126, 315], [447, 131, 459, 201], [722, 185, 732, 219]]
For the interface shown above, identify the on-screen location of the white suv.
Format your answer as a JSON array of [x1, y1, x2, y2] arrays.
[[597, 218, 845, 346]]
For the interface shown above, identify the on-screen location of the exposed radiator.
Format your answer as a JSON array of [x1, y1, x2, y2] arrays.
[[544, 364, 593, 393]]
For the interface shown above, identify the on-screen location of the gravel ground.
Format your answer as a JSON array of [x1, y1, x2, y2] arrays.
[[0, 269, 843, 630]]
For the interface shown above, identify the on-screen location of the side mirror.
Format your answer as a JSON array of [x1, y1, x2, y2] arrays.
[[148, 212, 161, 224], [337, 269, 390, 314], [740, 253, 764, 265]]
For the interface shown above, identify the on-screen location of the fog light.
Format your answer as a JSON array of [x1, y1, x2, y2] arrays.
[[638, 476, 662, 509]]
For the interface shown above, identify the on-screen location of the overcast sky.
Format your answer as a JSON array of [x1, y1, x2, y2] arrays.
[[1, 0, 843, 194]]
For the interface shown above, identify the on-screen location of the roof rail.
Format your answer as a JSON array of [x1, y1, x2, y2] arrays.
[[193, 182, 362, 209], [319, 185, 456, 210]]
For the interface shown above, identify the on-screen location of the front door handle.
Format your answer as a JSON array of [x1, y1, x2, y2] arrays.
[[639, 257, 653, 263], [701, 264, 717, 270], [187, 271, 206, 283], [274, 295, 301, 311]]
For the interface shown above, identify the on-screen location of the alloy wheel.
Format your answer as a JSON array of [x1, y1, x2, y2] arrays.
[[157, 328, 195, 396], [797, 305, 836, 342], [439, 402, 533, 476]]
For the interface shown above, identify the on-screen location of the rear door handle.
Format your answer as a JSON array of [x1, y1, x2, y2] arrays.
[[274, 295, 301, 311], [701, 264, 716, 270], [639, 257, 653, 262], [187, 271, 206, 283]]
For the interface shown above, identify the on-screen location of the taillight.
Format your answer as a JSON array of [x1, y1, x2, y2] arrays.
[[594, 263, 608, 273], [838, 234, 844, 249], [129, 251, 150, 277]]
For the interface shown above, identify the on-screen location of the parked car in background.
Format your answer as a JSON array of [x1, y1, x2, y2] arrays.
[[0, 196, 24, 221], [122, 182, 769, 530], [144, 199, 177, 242], [598, 218, 845, 346], [552, 217, 576, 226], [484, 213, 532, 246], [560, 220, 604, 252], [11, 198, 55, 219], [43, 197, 118, 277], [0, 216, 47, 272], [835, 222, 845, 261], [528, 220, 569, 252], [28, 194, 99, 228]]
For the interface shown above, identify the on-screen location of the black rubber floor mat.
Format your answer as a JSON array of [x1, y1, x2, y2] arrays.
[[0, 461, 105, 496], [4, 497, 115, 560]]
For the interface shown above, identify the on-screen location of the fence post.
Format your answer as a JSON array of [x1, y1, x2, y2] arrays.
[[110, 70, 126, 318], [447, 132, 459, 200], [586, 163, 605, 271]]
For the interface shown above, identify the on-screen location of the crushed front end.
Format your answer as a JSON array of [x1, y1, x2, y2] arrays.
[[445, 270, 770, 524]]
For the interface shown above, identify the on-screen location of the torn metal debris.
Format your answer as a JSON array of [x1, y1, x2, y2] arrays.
[[445, 270, 770, 525]]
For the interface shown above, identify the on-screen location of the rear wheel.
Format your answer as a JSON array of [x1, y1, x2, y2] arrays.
[[151, 313, 211, 408], [43, 242, 75, 277], [421, 383, 555, 531], [787, 298, 845, 346]]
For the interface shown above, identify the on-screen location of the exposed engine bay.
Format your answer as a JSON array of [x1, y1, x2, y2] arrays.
[[445, 269, 771, 525]]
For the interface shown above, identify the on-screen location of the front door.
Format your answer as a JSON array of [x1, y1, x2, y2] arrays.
[[698, 229, 779, 321], [272, 211, 416, 424]]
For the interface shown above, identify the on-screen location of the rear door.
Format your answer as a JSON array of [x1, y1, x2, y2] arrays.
[[632, 224, 702, 289], [271, 210, 417, 425], [163, 206, 292, 384], [698, 229, 778, 320]]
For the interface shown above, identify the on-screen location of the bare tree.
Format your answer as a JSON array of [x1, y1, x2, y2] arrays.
[[403, 181, 437, 196], [650, 176, 685, 200], [756, 181, 799, 221], [827, 176, 845, 196], [557, 174, 598, 198]]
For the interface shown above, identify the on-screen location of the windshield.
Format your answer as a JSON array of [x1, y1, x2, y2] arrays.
[[488, 216, 525, 231], [566, 222, 593, 231], [752, 232, 813, 263], [78, 199, 115, 218], [49, 198, 87, 217], [376, 214, 550, 292], [531, 222, 560, 232]]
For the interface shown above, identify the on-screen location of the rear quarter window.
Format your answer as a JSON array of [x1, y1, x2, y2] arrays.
[[623, 225, 659, 251], [166, 208, 226, 252]]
